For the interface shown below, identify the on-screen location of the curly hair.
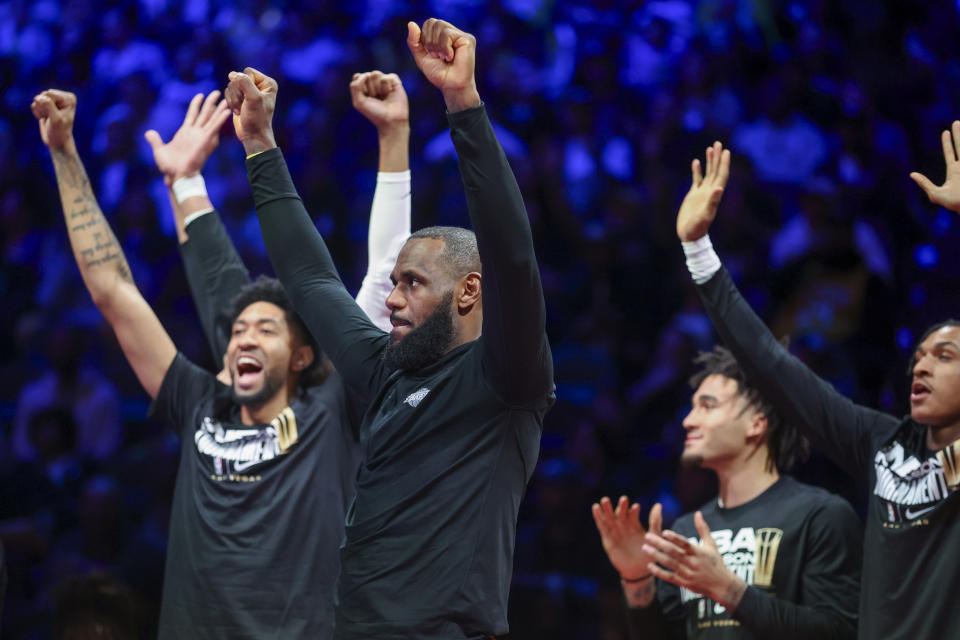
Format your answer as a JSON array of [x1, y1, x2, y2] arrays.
[[689, 344, 809, 473], [227, 275, 333, 386]]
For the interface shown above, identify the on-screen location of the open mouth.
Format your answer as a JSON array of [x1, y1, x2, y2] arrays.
[[911, 381, 931, 403], [235, 355, 264, 389]]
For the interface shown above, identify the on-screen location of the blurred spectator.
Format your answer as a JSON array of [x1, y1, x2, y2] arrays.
[[13, 326, 121, 463], [3, 0, 960, 636]]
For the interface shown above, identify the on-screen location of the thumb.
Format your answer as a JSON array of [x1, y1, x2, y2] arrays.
[[230, 71, 260, 101], [35, 94, 58, 118], [349, 74, 367, 104], [694, 511, 715, 549], [649, 503, 663, 536], [406, 21, 426, 59], [910, 172, 938, 199], [144, 129, 164, 151]]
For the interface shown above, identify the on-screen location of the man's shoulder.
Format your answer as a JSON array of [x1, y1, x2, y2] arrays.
[[165, 355, 218, 400], [773, 476, 859, 523], [875, 416, 927, 453], [296, 372, 363, 436]]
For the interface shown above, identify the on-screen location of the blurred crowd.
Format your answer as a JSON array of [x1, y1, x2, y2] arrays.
[[2, 0, 959, 637]]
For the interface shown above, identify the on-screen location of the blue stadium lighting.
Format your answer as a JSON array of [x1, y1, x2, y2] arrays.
[[909, 284, 927, 307], [896, 327, 914, 351], [914, 244, 939, 269]]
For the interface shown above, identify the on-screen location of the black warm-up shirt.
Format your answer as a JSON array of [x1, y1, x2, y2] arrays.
[[154, 212, 363, 639], [249, 104, 555, 639], [628, 476, 860, 639], [697, 266, 960, 640], [154, 357, 362, 640]]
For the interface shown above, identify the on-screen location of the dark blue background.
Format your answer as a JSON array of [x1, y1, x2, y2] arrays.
[[1, 0, 958, 637]]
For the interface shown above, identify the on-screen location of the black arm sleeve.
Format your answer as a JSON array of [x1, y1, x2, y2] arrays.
[[248, 149, 389, 399], [696, 266, 899, 484], [731, 498, 861, 639], [179, 211, 251, 364], [625, 590, 686, 640], [447, 105, 553, 405]]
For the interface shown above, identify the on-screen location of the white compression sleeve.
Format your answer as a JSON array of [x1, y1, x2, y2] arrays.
[[682, 234, 721, 284], [355, 171, 411, 332]]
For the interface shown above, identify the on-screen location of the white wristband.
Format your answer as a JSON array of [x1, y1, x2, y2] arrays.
[[681, 234, 721, 284], [171, 174, 208, 204], [183, 208, 214, 227]]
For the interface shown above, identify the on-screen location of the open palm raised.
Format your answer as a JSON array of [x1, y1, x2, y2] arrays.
[[676, 141, 731, 242], [911, 120, 960, 214]]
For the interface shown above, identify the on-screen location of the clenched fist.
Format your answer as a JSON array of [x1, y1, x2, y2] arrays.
[[350, 71, 409, 133], [406, 19, 480, 112], [224, 67, 278, 156], [31, 89, 77, 151]]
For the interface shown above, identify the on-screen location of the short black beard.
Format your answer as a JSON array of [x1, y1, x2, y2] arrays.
[[383, 292, 456, 373], [680, 452, 704, 469], [231, 367, 286, 409]]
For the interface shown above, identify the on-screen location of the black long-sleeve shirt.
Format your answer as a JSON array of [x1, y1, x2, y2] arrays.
[[249, 104, 555, 639], [696, 266, 960, 640], [627, 476, 860, 639], [178, 211, 251, 363]]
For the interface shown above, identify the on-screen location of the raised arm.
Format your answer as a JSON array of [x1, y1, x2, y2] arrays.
[[349, 71, 412, 331], [676, 142, 897, 481], [225, 68, 389, 397], [909, 119, 960, 214], [32, 90, 175, 399], [407, 19, 553, 405], [145, 91, 249, 364]]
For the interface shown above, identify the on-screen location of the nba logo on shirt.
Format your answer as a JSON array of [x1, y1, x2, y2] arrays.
[[404, 388, 430, 408]]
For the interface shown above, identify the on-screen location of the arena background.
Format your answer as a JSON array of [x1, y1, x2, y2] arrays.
[[1, 0, 958, 636]]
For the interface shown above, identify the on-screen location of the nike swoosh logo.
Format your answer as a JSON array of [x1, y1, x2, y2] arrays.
[[233, 458, 263, 472], [904, 504, 937, 520]]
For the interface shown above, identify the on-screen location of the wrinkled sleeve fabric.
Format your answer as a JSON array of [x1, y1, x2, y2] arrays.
[[179, 211, 251, 364], [447, 105, 553, 406], [731, 498, 861, 638], [248, 149, 389, 399], [696, 266, 898, 484]]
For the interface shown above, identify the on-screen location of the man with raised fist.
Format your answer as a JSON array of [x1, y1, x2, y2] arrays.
[[33, 76, 408, 639], [228, 18, 554, 639]]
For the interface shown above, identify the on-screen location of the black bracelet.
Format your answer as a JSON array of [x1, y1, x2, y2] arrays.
[[620, 574, 653, 583]]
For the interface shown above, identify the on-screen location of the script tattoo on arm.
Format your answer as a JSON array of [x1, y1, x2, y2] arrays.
[[51, 147, 132, 284]]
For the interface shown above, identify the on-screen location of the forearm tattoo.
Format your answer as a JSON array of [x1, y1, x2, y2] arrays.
[[623, 577, 656, 607], [52, 148, 132, 282], [719, 577, 747, 612]]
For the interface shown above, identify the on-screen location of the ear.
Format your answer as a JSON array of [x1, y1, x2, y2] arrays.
[[291, 344, 315, 372], [746, 411, 769, 440], [456, 272, 482, 314]]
